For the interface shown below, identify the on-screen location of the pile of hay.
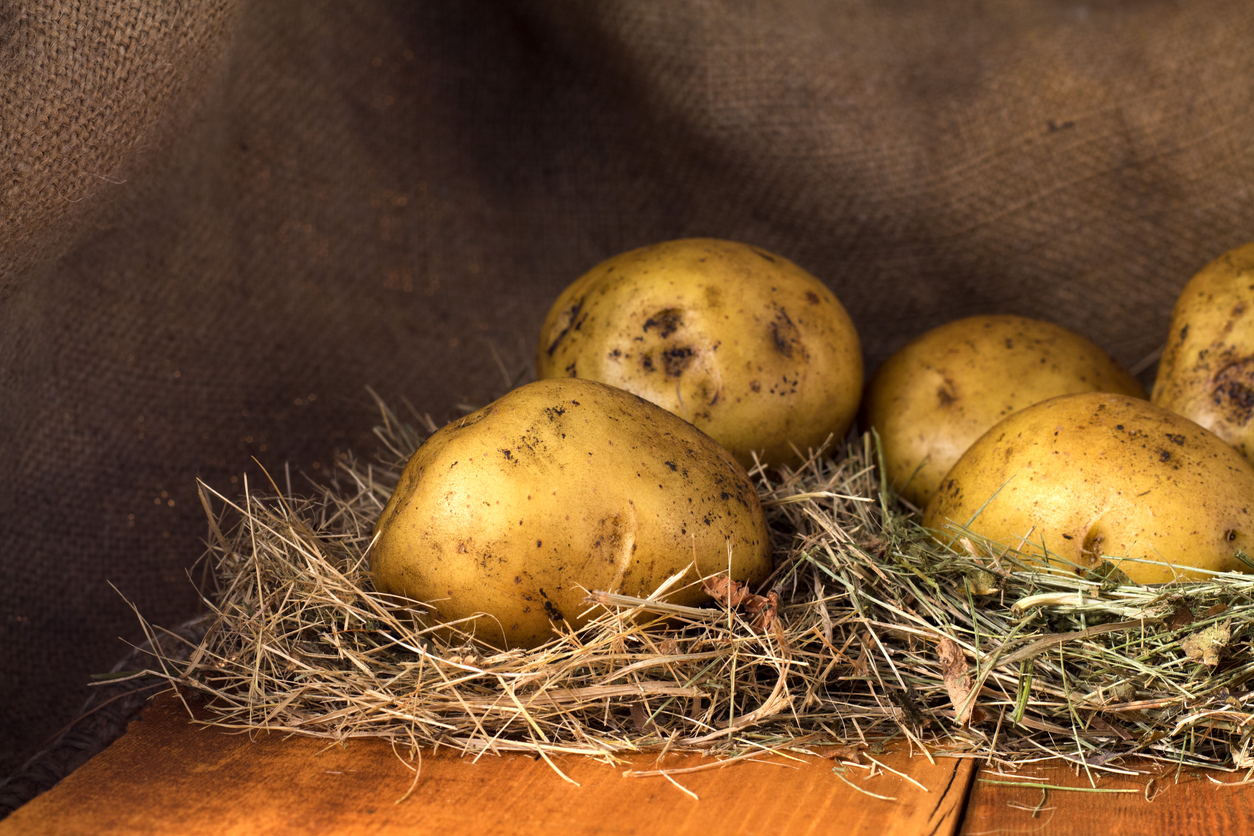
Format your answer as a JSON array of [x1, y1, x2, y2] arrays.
[[132, 400, 1254, 778]]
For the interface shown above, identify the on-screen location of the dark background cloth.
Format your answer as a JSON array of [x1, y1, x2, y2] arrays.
[[4, 0, 1253, 810]]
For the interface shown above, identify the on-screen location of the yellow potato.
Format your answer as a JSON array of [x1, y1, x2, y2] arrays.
[[923, 392, 1254, 584], [370, 378, 773, 649], [536, 238, 863, 469], [865, 315, 1145, 508], [1152, 241, 1254, 464]]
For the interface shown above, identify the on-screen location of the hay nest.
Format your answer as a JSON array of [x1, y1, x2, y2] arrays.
[[130, 399, 1254, 779]]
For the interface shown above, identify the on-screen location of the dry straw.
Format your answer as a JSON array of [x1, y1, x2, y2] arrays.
[[131, 399, 1254, 779]]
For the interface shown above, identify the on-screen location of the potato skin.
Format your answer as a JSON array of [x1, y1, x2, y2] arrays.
[[370, 378, 772, 649], [866, 315, 1145, 508], [536, 238, 863, 469], [1152, 242, 1254, 464], [923, 393, 1254, 584]]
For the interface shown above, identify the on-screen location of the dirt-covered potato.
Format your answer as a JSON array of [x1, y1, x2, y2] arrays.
[[369, 377, 773, 649], [1152, 242, 1254, 464], [536, 238, 863, 469], [923, 392, 1254, 584], [865, 315, 1145, 508]]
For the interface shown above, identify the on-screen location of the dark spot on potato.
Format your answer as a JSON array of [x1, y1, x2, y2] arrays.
[[539, 589, 564, 623], [937, 383, 956, 407], [1159, 449, 1172, 462], [664, 461, 677, 471], [643, 308, 683, 338], [1227, 530, 1238, 542], [662, 346, 695, 376], [805, 290, 820, 304], [749, 380, 761, 393], [1081, 530, 1104, 566], [1211, 357, 1254, 425], [640, 353, 654, 372], [1165, 433, 1185, 445], [751, 247, 776, 263], [546, 298, 584, 356], [769, 308, 801, 358]]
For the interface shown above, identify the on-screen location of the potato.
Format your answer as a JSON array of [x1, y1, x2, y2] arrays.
[[865, 315, 1145, 508], [369, 377, 773, 649], [1152, 241, 1254, 464], [536, 238, 863, 469], [923, 392, 1254, 584]]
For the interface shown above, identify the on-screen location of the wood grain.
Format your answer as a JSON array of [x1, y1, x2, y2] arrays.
[[1, 695, 973, 836]]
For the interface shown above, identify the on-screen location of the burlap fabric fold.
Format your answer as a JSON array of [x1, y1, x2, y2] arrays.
[[4, 0, 1253, 813]]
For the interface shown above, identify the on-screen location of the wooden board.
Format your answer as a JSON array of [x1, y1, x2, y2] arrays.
[[961, 758, 1254, 835], [0, 695, 973, 836], [16, 693, 1254, 835]]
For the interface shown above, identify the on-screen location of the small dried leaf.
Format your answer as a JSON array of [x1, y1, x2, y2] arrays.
[[1164, 601, 1195, 631], [745, 590, 779, 633], [937, 637, 976, 726], [702, 574, 750, 608], [1235, 741, 1254, 771], [966, 569, 1000, 596], [819, 743, 865, 762], [629, 701, 659, 734], [1181, 621, 1231, 667], [703, 574, 781, 638], [852, 635, 872, 678], [863, 537, 889, 560]]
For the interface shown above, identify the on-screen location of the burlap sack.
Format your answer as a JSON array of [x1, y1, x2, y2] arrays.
[[4, 0, 1253, 811]]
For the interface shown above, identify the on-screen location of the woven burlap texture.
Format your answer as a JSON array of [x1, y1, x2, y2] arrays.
[[3, 0, 1253, 812]]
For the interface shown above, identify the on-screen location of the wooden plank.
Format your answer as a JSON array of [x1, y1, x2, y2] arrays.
[[962, 759, 1254, 835], [2, 695, 973, 836]]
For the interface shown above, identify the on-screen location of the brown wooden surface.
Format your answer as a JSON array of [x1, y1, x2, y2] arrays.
[[16, 693, 1254, 836], [0, 695, 972, 836], [961, 758, 1254, 836]]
